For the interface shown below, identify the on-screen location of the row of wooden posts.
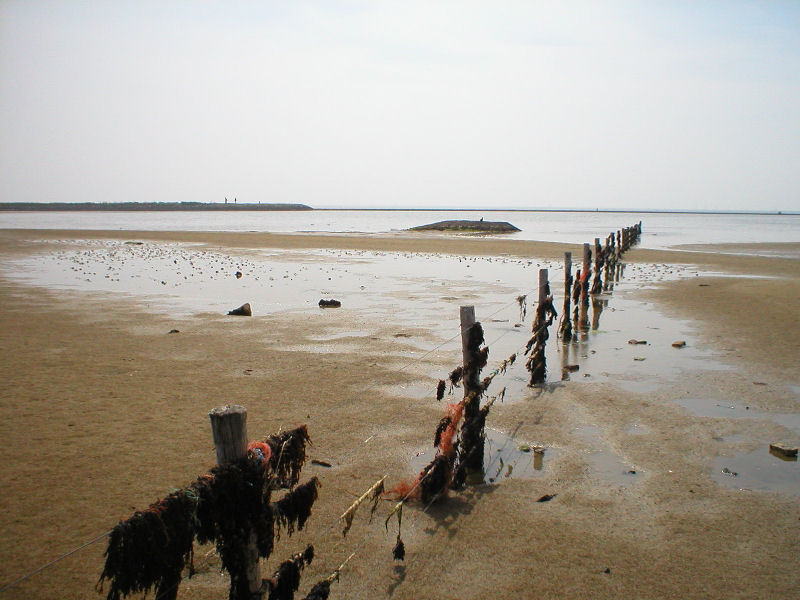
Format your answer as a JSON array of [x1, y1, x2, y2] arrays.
[[99, 222, 642, 600], [529, 221, 642, 384]]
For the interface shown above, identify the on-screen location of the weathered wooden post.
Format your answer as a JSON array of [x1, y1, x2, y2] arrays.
[[209, 405, 262, 600], [581, 243, 591, 302], [459, 306, 485, 483], [591, 237, 603, 294], [558, 252, 573, 341], [527, 269, 556, 385], [616, 230, 622, 260], [460, 306, 478, 391], [591, 297, 605, 331]]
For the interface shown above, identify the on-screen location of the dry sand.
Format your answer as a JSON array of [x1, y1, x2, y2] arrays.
[[0, 229, 798, 600]]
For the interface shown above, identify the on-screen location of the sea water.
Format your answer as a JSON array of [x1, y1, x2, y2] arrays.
[[2, 209, 799, 250]]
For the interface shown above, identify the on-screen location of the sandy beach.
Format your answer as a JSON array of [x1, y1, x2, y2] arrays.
[[1, 228, 798, 600]]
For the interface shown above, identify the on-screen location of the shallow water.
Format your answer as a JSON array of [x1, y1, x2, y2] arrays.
[[573, 425, 642, 486], [409, 427, 558, 484], [3, 209, 799, 250], [713, 448, 799, 496], [0, 239, 730, 395], [671, 398, 800, 436], [671, 397, 800, 495]]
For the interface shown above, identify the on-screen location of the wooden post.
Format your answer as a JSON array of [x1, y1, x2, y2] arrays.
[[209, 406, 261, 599], [538, 268, 549, 305], [559, 252, 573, 341], [527, 269, 550, 385], [581, 243, 591, 302], [591, 237, 603, 295], [459, 305, 485, 483], [460, 305, 477, 393]]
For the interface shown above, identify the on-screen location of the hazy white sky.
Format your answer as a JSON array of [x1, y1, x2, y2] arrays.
[[1, 1, 799, 210]]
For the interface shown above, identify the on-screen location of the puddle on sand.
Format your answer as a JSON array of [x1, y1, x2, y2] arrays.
[[573, 425, 642, 486], [410, 428, 559, 484], [714, 448, 800, 496], [627, 423, 651, 436], [672, 398, 800, 436]]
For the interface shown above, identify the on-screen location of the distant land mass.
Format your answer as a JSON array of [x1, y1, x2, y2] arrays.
[[0, 202, 312, 211], [409, 219, 521, 233]]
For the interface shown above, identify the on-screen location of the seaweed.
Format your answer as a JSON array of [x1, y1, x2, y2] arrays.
[[265, 545, 315, 600], [419, 454, 452, 504], [436, 402, 464, 456], [264, 426, 312, 489], [274, 477, 320, 538], [449, 366, 463, 387], [97, 489, 196, 600], [99, 424, 316, 600], [302, 580, 331, 600], [392, 537, 406, 561], [193, 458, 274, 599], [433, 416, 451, 448], [525, 294, 558, 386], [436, 379, 446, 401], [340, 477, 386, 537], [517, 294, 527, 322]]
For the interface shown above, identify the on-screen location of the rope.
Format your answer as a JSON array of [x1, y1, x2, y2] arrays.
[[0, 529, 113, 594]]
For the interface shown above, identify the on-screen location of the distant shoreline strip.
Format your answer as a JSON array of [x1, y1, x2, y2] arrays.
[[0, 203, 796, 216]]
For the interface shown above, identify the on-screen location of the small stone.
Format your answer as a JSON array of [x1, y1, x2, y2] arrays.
[[633, 357, 646, 361], [235, 271, 243, 279], [671, 341, 686, 348], [537, 494, 556, 502], [769, 443, 798, 459], [564, 364, 580, 372], [319, 299, 342, 308], [603, 568, 611, 574], [168, 329, 180, 334], [227, 303, 252, 316], [628, 339, 647, 345]]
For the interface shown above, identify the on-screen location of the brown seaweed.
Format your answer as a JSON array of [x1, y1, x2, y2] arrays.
[[436, 379, 446, 401], [302, 580, 331, 600], [97, 489, 196, 600], [264, 425, 312, 489], [419, 454, 452, 504], [449, 366, 463, 387], [392, 536, 406, 561], [274, 477, 320, 538], [193, 458, 275, 599], [433, 416, 451, 449], [265, 545, 315, 600]]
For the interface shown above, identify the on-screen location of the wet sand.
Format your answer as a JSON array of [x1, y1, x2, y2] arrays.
[[0, 229, 798, 600]]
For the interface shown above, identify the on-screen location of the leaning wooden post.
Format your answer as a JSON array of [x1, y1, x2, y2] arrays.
[[527, 269, 555, 385], [581, 243, 591, 303], [460, 306, 478, 393], [558, 252, 573, 342], [591, 237, 603, 294], [209, 405, 262, 600], [459, 305, 485, 482]]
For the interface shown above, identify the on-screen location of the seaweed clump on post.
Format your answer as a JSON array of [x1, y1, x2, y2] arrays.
[[263, 425, 312, 489], [98, 423, 319, 600], [525, 279, 558, 386], [263, 545, 315, 600], [97, 490, 197, 600]]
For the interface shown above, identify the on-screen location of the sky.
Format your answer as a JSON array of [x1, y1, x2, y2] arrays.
[[1, 1, 799, 211]]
